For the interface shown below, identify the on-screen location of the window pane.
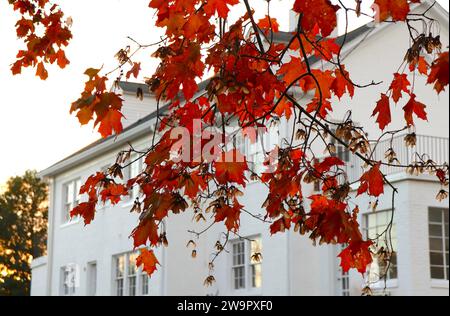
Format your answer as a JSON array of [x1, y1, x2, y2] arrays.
[[430, 252, 444, 266], [252, 264, 262, 288], [128, 253, 138, 275], [116, 279, 124, 296], [116, 256, 125, 278], [431, 266, 445, 279], [233, 266, 245, 289], [75, 180, 81, 202], [250, 239, 262, 264], [428, 209, 442, 223], [429, 237, 443, 251], [429, 224, 443, 237], [128, 276, 136, 296], [66, 182, 74, 203], [142, 274, 149, 295]]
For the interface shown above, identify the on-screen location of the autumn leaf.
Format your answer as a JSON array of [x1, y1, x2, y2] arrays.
[[330, 67, 355, 99], [372, 93, 391, 130], [70, 201, 97, 225], [373, 0, 410, 22], [277, 57, 306, 85], [389, 73, 410, 103], [357, 163, 384, 197], [314, 157, 345, 174], [99, 182, 128, 205], [203, 0, 239, 18], [270, 217, 291, 235], [136, 248, 160, 277], [402, 93, 427, 126], [97, 109, 124, 138], [427, 52, 449, 94], [214, 150, 248, 186], [257, 15, 280, 35], [293, 0, 340, 37], [131, 219, 159, 248], [409, 56, 429, 75], [214, 201, 242, 232], [339, 240, 373, 274], [36, 62, 48, 80], [126, 62, 141, 79]]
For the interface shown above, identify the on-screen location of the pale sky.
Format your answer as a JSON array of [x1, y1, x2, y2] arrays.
[[0, 0, 448, 184]]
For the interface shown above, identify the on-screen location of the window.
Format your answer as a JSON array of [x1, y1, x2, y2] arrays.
[[63, 179, 81, 223], [330, 130, 349, 162], [113, 251, 152, 296], [428, 208, 449, 280], [128, 253, 138, 296], [364, 210, 397, 281], [61, 264, 78, 296], [130, 156, 144, 199], [115, 255, 125, 296], [87, 262, 97, 296], [231, 237, 262, 291], [141, 271, 150, 296]]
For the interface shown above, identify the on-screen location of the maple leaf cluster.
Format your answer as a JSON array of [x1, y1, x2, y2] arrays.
[[67, 0, 448, 279], [9, 0, 72, 79], [7, 0, 450, 284]]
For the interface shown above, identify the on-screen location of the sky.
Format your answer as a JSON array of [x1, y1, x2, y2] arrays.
[[0, 0, 448, 185]]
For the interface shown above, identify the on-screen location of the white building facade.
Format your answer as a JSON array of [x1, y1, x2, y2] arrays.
[[31, 2, 449, 296]]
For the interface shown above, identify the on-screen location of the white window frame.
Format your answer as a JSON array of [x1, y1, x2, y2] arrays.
[[363, 210, 398, 282], [230, 236, 262, 294], [112, 251, 152, 296], [62, 179, 81, 224], [428, 207, 449, 281]]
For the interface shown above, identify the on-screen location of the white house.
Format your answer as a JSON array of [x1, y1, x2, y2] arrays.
[[31, 1, 449, 296]]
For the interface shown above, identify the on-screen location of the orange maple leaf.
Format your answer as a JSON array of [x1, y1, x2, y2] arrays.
[[136, 248, 160, 277], [257, 15, 280, 35], [203, 0, 239, 18], [214, 150, 248, 186]]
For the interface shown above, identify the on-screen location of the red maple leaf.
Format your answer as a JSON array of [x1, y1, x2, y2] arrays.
[[357, 163, 385, 197], [203, 0, 239, 18], [131, 219, 159, 248], [214, 201, 242, 232], [338, 240, 373, 274], [136, 248, 160, 277], [389, 73, 410, 103], [257, 15, 280, 35], [214, 150, 248, 186], [427, 52, 449, 94], [293, 0, 340, 37], [372, 93, 391, 130], [373, 0, 410, 22], [314, 157, 345, 174], [402, 93, 427, 126], [70, 201, 97, 225]]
